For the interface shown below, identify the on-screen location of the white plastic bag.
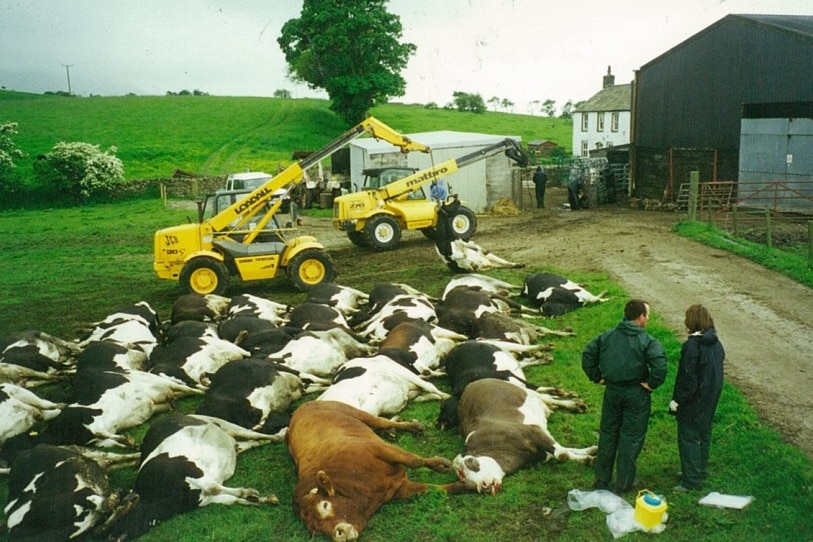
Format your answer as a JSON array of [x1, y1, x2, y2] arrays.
[[567, 489, 668, 538]]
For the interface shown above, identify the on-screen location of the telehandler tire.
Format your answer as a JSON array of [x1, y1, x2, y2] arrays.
[[180, 257, 229, 296], [449, 205, 477, 240], [365, 215, 401, 251], [347, 230, 370, 247], [288, 249, 335, 291]]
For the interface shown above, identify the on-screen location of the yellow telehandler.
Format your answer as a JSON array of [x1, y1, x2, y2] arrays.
[[332, 137, 527, 250], [153, 118, 429, 295]]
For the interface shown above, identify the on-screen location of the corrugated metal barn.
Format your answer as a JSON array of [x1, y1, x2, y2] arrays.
[[631, 14, 813, 203], [349, 131, 522, 213]]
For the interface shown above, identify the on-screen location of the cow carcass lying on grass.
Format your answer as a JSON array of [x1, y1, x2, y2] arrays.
[[0, 383, 65, 448], [521, 272, 609, 316], [287, 401, 475, 542], [4, 444, 137, 541], [452, 378, 596, 495], [317, 354, 449, 417], [109, 414, 280, 540], [0, 329, 80, 375]]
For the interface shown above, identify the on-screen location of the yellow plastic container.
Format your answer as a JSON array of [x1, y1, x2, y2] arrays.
[[634, 490, 667, 529]]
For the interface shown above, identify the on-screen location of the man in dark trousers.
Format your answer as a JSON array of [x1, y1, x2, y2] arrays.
[[568, 173, 585, 210], [582, 299, 667, 494], [532, 166, 547, 208]]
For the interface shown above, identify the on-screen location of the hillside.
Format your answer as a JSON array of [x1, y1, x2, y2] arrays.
[[0, 91, 572, 183]]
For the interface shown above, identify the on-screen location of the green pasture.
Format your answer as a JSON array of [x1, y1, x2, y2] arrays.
[[0, 90, 571, 187], [0, 201, 810, 542]]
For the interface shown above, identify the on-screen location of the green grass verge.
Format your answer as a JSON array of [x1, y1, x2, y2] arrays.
[[674, 220, 813, 288]]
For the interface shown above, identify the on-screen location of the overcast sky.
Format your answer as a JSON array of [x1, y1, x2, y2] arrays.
[[1, 0, 811, 113]]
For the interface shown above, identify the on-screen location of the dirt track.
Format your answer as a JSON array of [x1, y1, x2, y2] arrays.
[[305, 186, 813, 460]]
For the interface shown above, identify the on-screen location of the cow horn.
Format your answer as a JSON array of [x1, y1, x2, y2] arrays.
[[317, 470, 335, 497]]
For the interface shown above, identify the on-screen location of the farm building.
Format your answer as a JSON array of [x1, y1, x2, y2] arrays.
[[348, 131, 523, 213], [631, 14, 813, 208], [527, 139, 559, 157], [572, 67, 632, 158]]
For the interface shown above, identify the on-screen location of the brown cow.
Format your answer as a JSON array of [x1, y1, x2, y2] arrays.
[[287, 400, 474, 541]]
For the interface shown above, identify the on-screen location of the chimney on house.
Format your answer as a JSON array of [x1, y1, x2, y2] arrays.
[[603, 66, 615, 88]]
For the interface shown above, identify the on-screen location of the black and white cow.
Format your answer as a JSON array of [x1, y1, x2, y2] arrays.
[[77, 302, 162, 357], [163, 320, 219, 343], [217, 315, 299, 355], [473, 311, 574, 345], [521, 272, 609, 316], [170, 293, 231, 324], [355, 294, 438, 343], [109, 414, 280, 540], [441, 273, 522, 299], [268, 327, 374, 379], [0, 383, 65, 446], [451, 378, 596, 494], [305, 282, 369, 318], [0, 329, 80, 374], [195, 357, 305, 433], [377, 320, 461, 377], [148, 335, 250, 387], [4, 444, 137, 541], [318, 354, 449, 417], [287, 302, 353, 332], [436, 285, 528, 338], [38, 370, 203, 447], [227, 293, 292, 325], [437, 340, 556, 429]]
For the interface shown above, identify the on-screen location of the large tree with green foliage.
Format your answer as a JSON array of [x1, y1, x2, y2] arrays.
[[278, 0, 415, 124]]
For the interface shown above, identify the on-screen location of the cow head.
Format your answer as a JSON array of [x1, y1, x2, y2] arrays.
[[297, 470, 364, 542], [452, 454, 504, 495]]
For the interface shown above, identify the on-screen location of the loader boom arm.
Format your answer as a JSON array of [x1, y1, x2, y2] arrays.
[[374, 137, 528, 201], [207, 117, 430, 233]]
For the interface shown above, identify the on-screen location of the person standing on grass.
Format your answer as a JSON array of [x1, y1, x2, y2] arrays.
[[582, 299, 667, 494], [669, 304, 725, 493], [532, 166, 547, 208]]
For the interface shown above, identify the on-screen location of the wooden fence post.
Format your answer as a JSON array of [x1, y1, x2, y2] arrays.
[[765, 208, 772, 249], [732, 205, 738, 236], [808, 221, 812, 268], [689, 171, 699, 221]]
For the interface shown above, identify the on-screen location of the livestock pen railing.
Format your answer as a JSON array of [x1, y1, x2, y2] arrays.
[[683, 178, 813, 263]]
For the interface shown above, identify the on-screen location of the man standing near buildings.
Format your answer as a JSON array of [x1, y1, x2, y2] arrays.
[[532, 166, 547, 208]]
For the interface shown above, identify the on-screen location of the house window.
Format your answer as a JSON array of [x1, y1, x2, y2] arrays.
[[611, 112, 619, 132], [581, 113, 589, 132], [597, 113, 604, 132], [581, 140, 588, 157]]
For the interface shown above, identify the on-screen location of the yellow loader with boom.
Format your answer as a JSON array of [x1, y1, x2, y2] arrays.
[[332, 137, 527, 250], [153, 118, 429, 295]]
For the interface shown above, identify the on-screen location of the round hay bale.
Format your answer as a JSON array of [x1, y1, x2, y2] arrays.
[[489, 198, 521, 216]]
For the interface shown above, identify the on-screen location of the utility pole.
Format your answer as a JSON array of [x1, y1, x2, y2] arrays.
[[62, 64, 73, 95]]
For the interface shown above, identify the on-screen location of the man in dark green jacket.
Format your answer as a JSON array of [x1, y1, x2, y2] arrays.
[[582, 299, 667, 494]]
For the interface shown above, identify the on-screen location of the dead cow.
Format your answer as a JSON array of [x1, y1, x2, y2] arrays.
[[287, 401, 475, 542], [452, 378, 596, 494]]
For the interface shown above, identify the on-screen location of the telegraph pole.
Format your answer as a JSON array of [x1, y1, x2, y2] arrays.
[[62, 64, 73, 95]]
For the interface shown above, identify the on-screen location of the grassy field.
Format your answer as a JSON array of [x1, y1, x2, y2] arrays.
[[0, 90, 572, 186], [0, 201, 811, 542]]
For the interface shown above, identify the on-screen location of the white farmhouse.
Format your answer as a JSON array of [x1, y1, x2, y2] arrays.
[[572, 67, 632, 157]]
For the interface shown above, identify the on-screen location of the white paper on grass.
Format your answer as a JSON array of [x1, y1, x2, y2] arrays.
[[698, 492, 754, 510]]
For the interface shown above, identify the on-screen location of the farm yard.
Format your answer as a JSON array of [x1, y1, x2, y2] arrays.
[[0, 187, 811, 541]]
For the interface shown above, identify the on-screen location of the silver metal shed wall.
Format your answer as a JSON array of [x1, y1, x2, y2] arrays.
[[349, 131, 521, 213]]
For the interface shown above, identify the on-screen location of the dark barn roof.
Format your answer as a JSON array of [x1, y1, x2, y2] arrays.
[[634, 14, 813, 150], [575, 84, 632, 113]]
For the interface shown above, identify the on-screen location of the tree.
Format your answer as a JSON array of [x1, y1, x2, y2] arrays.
[[542, 99, 557, 117], [278, 0, 415, 124], [273, 89, 292, 99], [452, 92, 486, 113], [33, 142, 124, 203], [488, 96, 500, 112], [560, 100, 575, 118], [0, 122, 26, 191], [500, 98, 513, 113]]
